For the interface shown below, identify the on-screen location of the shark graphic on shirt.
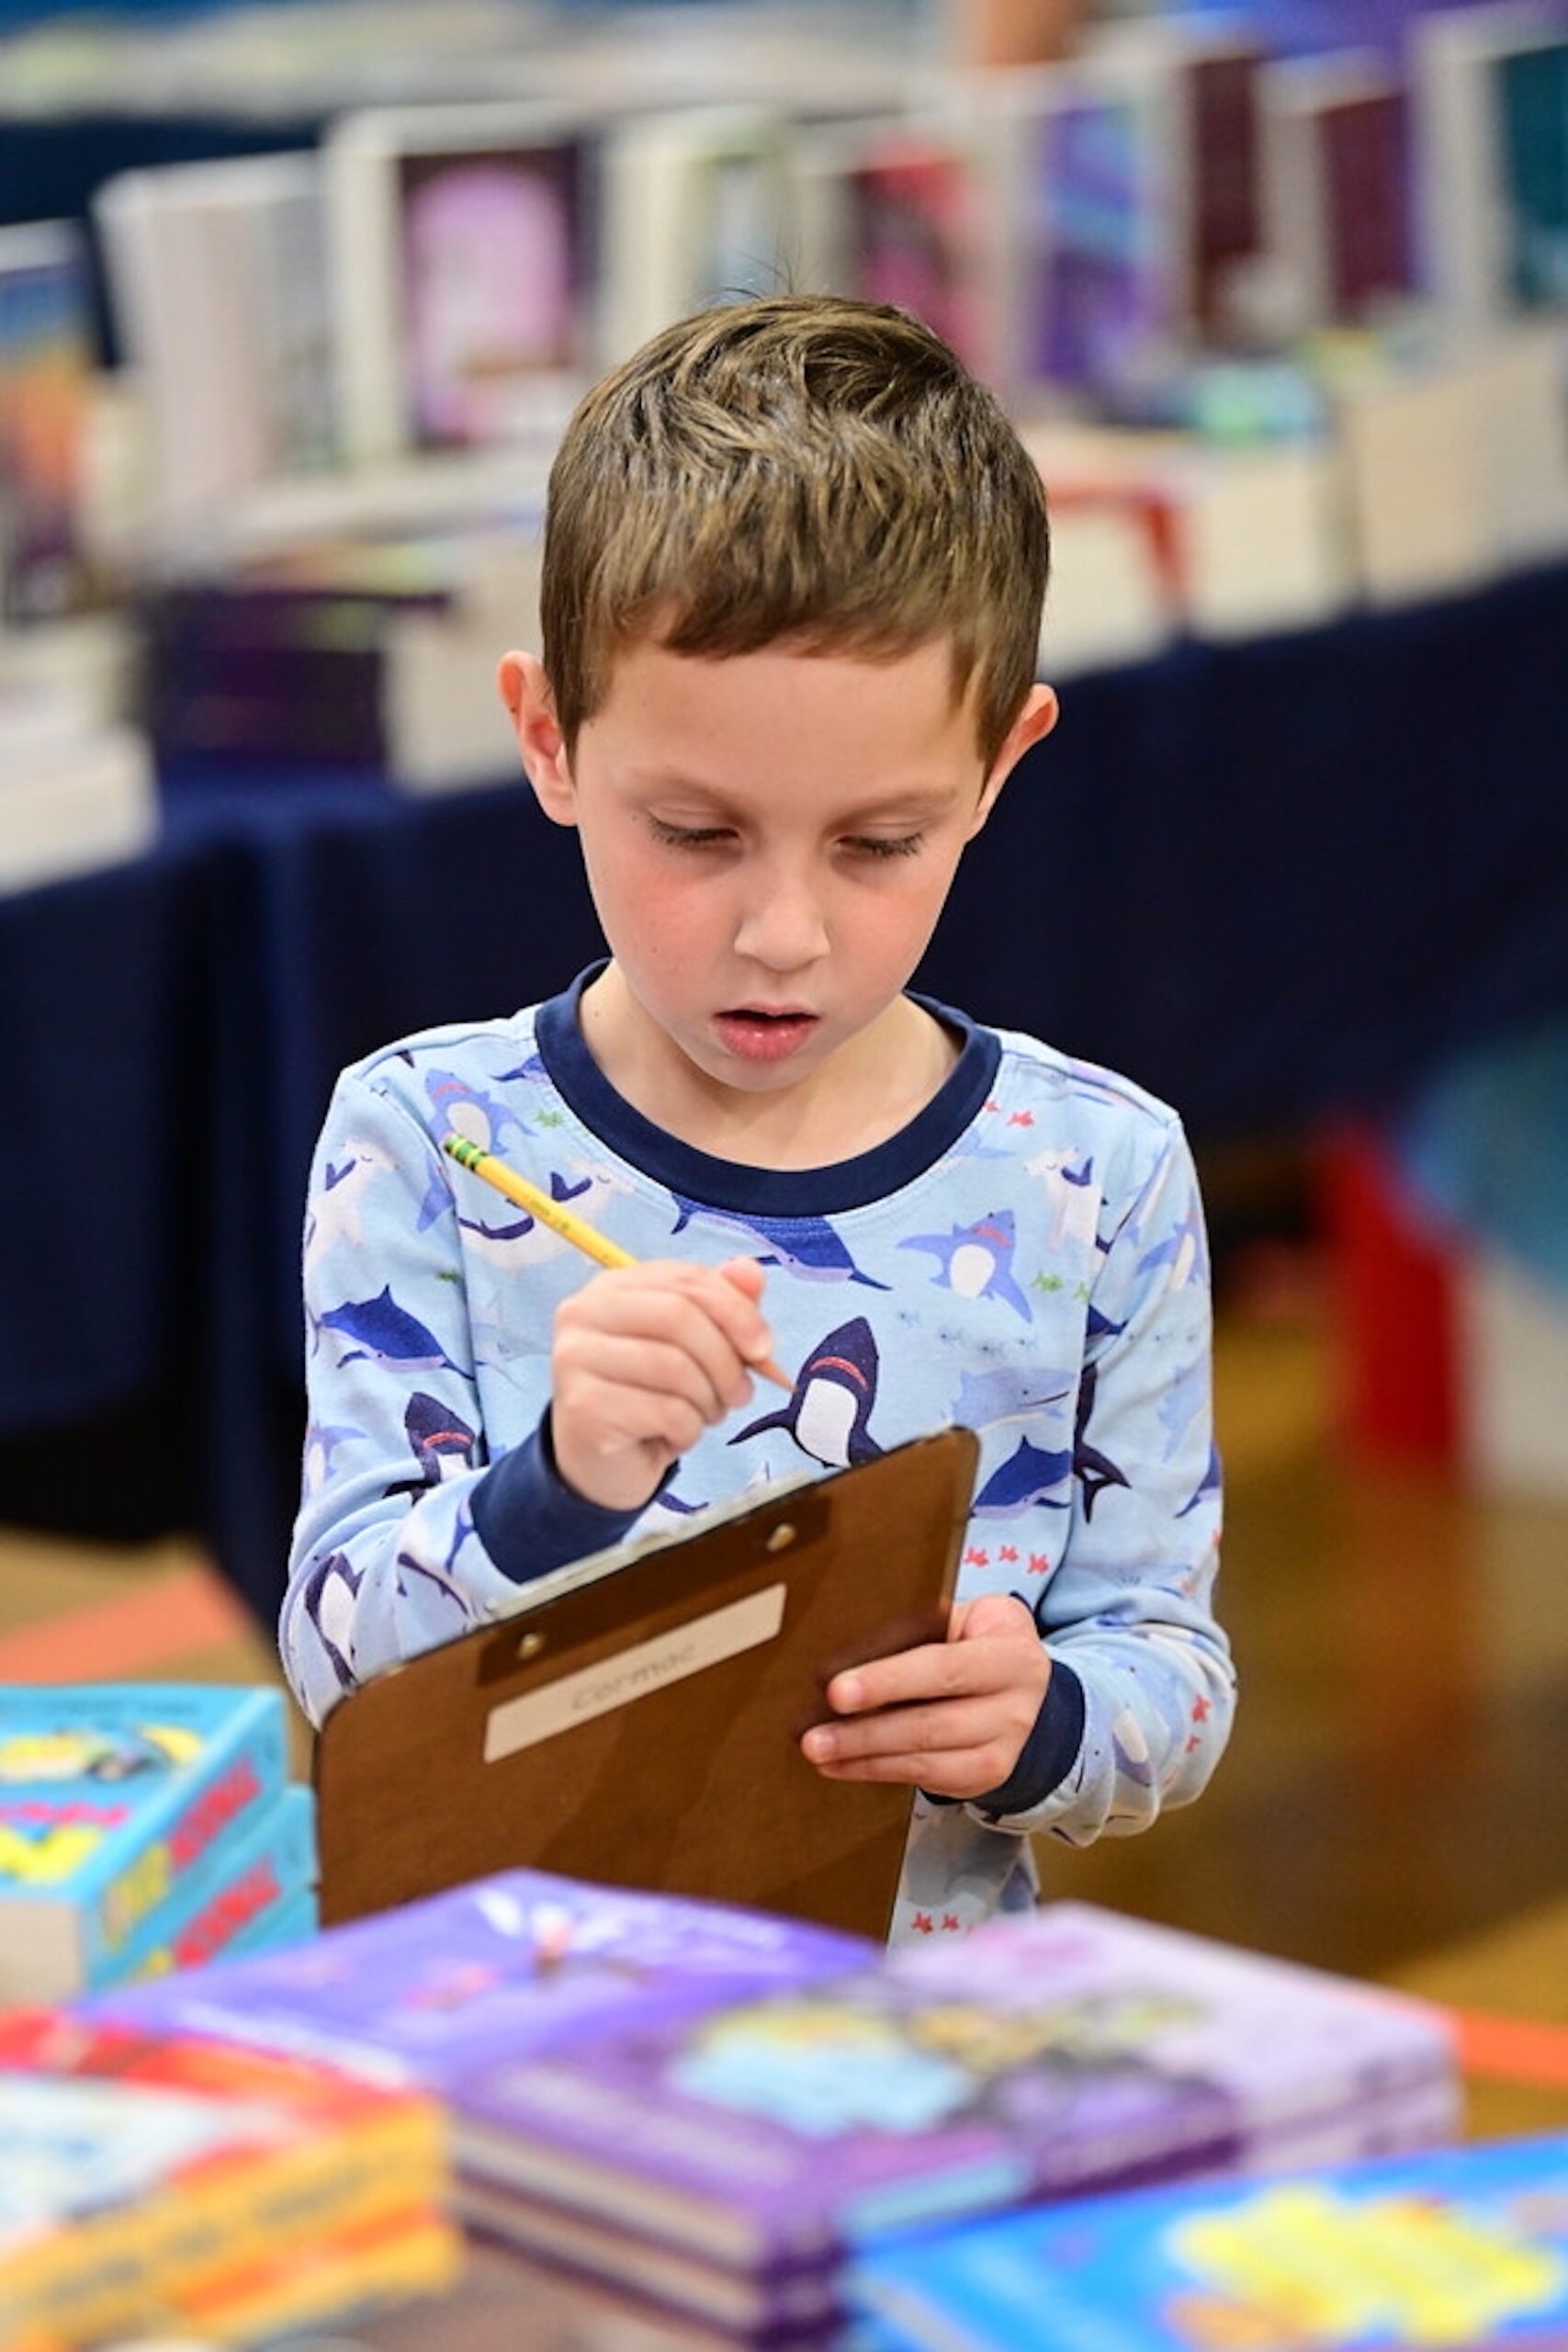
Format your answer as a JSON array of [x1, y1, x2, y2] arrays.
[[385, 1392, 484, 1498], [729, 1316, 884, 1466], [424, 1067, 532, 1157], [898, 1210, 1032, 1321], [1073, 1363, 1130, 1520]]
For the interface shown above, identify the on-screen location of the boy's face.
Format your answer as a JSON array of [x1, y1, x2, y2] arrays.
[[502, 637, 1056, 1122]]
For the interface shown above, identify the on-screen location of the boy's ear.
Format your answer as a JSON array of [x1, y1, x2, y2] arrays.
[[498, 650, 577, 826], [971, 683, 1059, 833]]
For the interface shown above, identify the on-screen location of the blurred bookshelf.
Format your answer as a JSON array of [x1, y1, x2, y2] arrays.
[[0, 0, 1564, 1596]]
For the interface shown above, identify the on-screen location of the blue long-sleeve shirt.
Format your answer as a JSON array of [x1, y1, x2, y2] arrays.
[[282, 970, 1235, 1945]]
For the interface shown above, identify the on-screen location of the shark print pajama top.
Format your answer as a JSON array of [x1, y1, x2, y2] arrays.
[[283, 967, 1235, 1947]]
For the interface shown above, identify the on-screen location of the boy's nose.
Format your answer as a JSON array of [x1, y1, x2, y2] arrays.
[[733, 880, 829, 973]]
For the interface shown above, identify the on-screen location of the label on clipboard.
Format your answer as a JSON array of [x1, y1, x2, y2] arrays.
[[482, 1583, 787, 1762]]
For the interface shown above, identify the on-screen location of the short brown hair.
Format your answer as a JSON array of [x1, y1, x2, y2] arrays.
[[539, 293, 1050, 768]]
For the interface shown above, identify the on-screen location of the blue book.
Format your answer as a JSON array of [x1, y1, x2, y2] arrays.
[[220, 1881, 319, 1965], [852, 2130, 1568, 2351], [105, 1781, 318, 1990], [0, 1682, 289, 2002]]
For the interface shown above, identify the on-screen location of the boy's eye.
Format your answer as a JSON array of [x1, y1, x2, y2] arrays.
[[844, 833, 924, 860], [649, 820, 732, 851]]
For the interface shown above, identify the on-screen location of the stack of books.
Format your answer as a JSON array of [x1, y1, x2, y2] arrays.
[[852, 2127, 1568, 2351], [0, 2004, 458, 2347], [0, 1682, 317, 2005], [91, 1884, 1461, 2346]]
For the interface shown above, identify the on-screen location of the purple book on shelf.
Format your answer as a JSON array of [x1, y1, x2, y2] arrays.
[[85, 1865, 873, 2091], [446, 1900, 1460, 2294]]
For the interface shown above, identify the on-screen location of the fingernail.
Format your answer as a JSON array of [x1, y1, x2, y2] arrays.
[[831, 1674, 863, 1712]]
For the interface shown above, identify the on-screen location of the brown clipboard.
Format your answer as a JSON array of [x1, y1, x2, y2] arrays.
[[313, 1425, 977, 1943]]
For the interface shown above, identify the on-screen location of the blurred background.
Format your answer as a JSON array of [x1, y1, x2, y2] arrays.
[[0, 0, 1563, 2053]]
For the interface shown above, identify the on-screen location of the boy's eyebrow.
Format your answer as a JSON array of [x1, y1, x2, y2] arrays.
[[630, 771, 966, 821]]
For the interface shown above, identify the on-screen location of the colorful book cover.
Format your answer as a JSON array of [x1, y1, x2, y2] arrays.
[[1495, 34, 1568, 310], [1183, 42, 1266, 340], [0, 1682, 290, 2003], [852, 2129, 1568, 2352], [444, 1900, 1458, 2288], [0, 2006, 447, 2349], [398, 136, 588, 447], [175, 2196, 462, 2343], [1031, 88, 1170, 398], [0, 217, 95, 624], [106, 1780, 318, 1990], [220, 1881, 320, 1968], [843, 135, 985, 375], [887, 1902, 1461, 2142], [446, 1972, 1243, 2282], [87, 1864, 875, 2091]]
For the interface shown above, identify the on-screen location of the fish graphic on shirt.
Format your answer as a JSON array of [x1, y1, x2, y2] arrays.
[[305, 1136, 397, 1272], [951, 1366, 1076, 1433], [385, 1393, 484, 1497], [456, 1169, 612, 1270], [424, 1068, 531, 1157], [301, 1420, 359, 1496], [298, 1551, 363, 1692], [315, 1287, 470, 1375], [1176, 1440, 1223, 1519], [729, 1317, 884, 1466], [1073, 1363, 1130, 1520], [972, 1437, 1073, 1516], [669, 1196, 889, 1288], [899, 1211, 1032, 1321], [1025, 1149, 1101, 1253]]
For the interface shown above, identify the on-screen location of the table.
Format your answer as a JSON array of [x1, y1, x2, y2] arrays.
[[4, 556, 1566, 1619]]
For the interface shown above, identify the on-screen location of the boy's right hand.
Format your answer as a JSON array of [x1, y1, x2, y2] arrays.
[[549, 1256, 775, 1511]]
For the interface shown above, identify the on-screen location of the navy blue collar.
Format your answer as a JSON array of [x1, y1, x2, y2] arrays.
[[536, 965, 1000, 1218]]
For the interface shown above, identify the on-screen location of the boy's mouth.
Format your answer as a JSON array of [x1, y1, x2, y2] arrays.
[[713, 1008, 819, 1063]]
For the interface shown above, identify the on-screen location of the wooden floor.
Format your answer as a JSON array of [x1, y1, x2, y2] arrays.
[[3, 1295, 1564, 2134]]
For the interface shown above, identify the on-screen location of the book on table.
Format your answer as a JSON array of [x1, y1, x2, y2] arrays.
[[434, 1897, 1459, 2335], [0, 2003, 454, 2350], [322, 97, 599, 464], [311, 1426, 977, 1943], [85, 1861, 875, 2091], [851, 2127, 1568, 2352], [106, 1780, 318, 1989], [0, 1681, 291, 2004]]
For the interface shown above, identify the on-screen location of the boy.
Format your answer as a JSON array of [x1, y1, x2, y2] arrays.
[[282, 293, 1234, 1944]]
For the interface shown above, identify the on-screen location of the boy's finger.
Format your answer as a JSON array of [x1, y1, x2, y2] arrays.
[[821, 1643, 978, 1717]]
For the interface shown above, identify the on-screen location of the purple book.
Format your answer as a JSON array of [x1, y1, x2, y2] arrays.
[[446, 1901, 1459, 2291], [448, 1978, 1242, 2286], [83, 1866, 874, 2091], [888, 1903, 1460, 2143]]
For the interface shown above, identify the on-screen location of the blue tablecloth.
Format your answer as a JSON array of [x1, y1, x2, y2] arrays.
[[6, 556, 1567, 1618]]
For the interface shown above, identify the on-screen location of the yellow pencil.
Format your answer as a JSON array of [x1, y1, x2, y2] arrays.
[[440, 1131, 792, 1390]]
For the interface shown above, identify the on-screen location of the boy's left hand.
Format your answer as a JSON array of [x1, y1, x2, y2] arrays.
[[799, 1594, 1048, 1802]]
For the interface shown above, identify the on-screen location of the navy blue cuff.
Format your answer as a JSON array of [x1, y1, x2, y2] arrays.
[[974, 1659, 1086, 1817], [469, 1415, 647, 1587]]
